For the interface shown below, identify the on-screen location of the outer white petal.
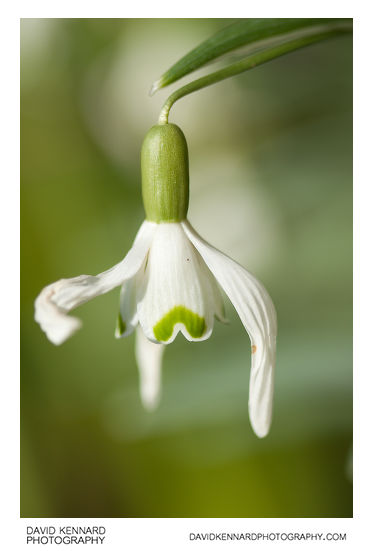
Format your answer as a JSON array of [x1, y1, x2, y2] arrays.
[[183, 220, 277, 438], [205, 268, 228, 323], [135, 326, 165, 411], [35, 221, 156, 345], [137, 223, 217, 344]]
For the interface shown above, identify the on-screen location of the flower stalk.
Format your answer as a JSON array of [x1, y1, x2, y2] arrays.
[[158, 27, 351, 125], [151, 18, 352, 93]]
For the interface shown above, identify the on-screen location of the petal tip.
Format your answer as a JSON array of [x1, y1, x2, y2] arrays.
[[249, 401, 272, 439], [44, 316, 82, 346], [141, 393, 160, 412], [251, 422, 270, 439], [34, 285, 83, 346]]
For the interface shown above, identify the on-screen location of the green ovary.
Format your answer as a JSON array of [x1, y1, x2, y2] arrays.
[[153, 306, 206, 342]]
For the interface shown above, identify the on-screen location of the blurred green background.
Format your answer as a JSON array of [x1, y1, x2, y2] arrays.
[[21, 19, 352, 518]]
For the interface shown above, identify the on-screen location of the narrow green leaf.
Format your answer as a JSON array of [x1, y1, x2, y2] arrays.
[[158, 28, 352, 124], [151, 18, 352, 94]]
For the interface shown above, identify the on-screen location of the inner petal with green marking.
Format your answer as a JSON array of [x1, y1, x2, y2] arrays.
[[153, 305, 206, 342], [136, 223, 215, 344], [116, 312, 126, 336]]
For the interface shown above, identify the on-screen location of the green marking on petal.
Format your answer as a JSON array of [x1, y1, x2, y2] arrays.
[[116, 313, 126, 336], [153, 305, 206, 342]]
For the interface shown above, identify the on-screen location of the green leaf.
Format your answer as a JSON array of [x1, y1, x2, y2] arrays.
[[151, 18, 352, 94], [157, 28, 352, 125]]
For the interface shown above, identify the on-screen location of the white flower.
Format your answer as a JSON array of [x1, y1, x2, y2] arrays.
[[35, 218, 276, 437], [35, 122, 277, 437]]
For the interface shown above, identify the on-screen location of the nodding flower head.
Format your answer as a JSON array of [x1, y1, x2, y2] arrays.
[[35, 123, 277, 438]]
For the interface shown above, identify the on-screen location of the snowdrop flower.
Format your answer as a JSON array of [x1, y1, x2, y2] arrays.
[[35, 123, 277, 437]]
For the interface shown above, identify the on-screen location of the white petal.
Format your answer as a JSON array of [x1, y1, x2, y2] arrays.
[[135, 326, 165, 411], [115, 272, 141, 338], [183, 220, 277, 438], [35, 221, 156, 345], [137, 223, 216, 344], [206, 269, 228, 323]]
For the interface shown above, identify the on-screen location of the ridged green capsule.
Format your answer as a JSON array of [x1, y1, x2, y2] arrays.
[[141, 123, 189, 223]]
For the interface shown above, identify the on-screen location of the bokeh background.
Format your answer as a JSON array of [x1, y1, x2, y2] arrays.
[[21, 19, 352, 518]]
